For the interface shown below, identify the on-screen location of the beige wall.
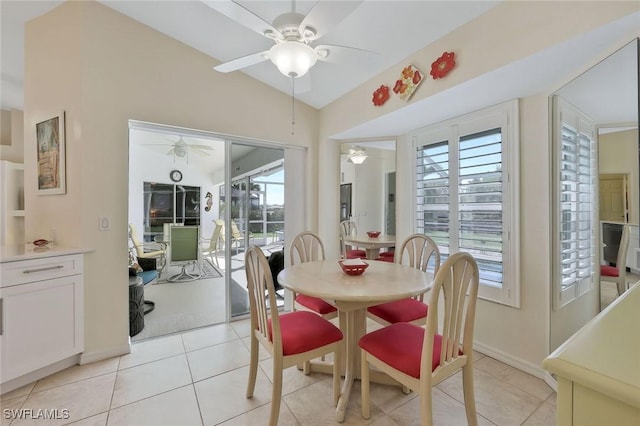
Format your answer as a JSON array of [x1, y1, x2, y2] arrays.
[[317, 2, 638, 376], [0, 109, 25, 163], [23, 1, 317, 361]]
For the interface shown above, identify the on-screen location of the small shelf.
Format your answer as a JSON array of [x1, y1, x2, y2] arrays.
[[11, 210, 25, 217]]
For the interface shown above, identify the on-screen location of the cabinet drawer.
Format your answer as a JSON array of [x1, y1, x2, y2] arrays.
[[1, 255, 83, 287]]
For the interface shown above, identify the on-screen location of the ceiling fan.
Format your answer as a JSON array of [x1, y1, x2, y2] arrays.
[[145, 136, 213, 162], [207, 0, 377, 79]]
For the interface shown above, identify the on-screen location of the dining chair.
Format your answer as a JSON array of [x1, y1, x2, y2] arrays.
[[200, 220, 223, 272], [289, 231, 338, 320], [359, 252, 480, 426], [128, 223, 166, 273], [339, 220, 367, 259], [367, 234, 440, 326], [601, 224, 630, 295], [244, 246, 344, 426]]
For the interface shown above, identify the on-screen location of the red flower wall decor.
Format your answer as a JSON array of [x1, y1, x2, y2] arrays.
[[372, 85, 390, 106], [430, 51, 456, 79], [393, 65, 423, 101]]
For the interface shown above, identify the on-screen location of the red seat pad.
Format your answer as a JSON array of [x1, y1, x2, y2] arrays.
[[359, 322, 447, 378], [346, 250, 367, 259], [367, 298, 427, 323], [296, 294, 338, 315], [376, 256, 394, 262], [600, 265, 619, 277], [379, 251, 395, 258], [269, 311, 343, 356]]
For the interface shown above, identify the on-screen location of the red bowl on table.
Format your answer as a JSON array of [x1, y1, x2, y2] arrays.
[[366, 231, 381, 238], [339, 260, 369, 276]]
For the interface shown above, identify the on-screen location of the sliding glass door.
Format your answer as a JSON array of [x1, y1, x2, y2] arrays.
[[227, 143, 285, 318]]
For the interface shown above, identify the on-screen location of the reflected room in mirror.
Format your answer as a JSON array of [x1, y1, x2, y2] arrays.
[[550, 38, 639, 352], [340, 140, 396, 235]]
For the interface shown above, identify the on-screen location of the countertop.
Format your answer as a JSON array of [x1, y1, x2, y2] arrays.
[[0, 244, 92, 263], [543, 281, 640, 408]]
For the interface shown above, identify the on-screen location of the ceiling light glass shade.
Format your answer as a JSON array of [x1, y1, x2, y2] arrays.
[[349, 149, 367, 164], [269, 41, 317, 78]]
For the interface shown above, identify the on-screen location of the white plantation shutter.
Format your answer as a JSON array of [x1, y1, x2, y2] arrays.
[[413, 100, 520, 306], [553, 96, 596, 309]]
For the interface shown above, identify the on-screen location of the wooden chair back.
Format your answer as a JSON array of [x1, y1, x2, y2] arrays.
[[425, 252, 479, 382], [245, 246, 281, 354], [290, 231, 325, 265]]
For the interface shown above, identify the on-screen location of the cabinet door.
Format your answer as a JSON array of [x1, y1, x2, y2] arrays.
[[1, 275, 84, 382]]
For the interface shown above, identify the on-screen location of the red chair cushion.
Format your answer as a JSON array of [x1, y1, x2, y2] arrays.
[[269, 311, 343, 356], [379, 251, 395, 258], [346, 249, 367, 259], [367, 298, 428, 323], [600, 265, 619, 277], [296, 294, 338, 315], [359, 322, 445, 378], [376, 256, 394, 262]]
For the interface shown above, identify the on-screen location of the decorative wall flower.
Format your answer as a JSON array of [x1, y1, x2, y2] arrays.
[[394, 64, 423, 101], [430, 51, 456, 79], [372, 85, 390, 106]]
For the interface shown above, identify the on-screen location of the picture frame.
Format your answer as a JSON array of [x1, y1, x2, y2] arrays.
[[36, 111, 66, 195]]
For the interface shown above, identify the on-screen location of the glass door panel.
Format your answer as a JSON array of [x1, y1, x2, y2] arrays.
[[229, 144, 285, 318]]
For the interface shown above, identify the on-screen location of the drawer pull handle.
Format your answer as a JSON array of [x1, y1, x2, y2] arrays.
[[23, 265, 64, 274]]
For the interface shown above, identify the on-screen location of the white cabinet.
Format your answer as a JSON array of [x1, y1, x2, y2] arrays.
[[543, 282, 640, 425], [1, 253, 84, 385]]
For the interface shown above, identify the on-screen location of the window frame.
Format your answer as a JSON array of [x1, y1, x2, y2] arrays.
[[412, 99, 521, 307]]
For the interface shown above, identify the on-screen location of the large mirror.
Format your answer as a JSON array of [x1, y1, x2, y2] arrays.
[[339, 140, 396, 235], [550, 38, 639, 351]]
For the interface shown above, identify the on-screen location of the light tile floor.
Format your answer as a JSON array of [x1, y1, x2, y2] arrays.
[[1, 318, 556, 426]]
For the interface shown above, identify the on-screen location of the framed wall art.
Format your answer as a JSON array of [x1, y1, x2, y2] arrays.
[[36, 111, 66, 195]]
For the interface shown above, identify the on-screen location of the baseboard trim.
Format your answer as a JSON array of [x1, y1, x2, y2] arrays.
[[1, 356, 80, 395], [79, 342, 131, 365], [473, 341, 547, 379]]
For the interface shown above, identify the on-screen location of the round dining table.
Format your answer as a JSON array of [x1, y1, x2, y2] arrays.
[[343, 234, 396, 259], [278, 259, 433, 422]]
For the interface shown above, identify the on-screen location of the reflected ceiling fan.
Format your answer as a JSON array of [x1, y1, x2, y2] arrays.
[[207, 0, 377, 79], [145, 136, 214, 162]]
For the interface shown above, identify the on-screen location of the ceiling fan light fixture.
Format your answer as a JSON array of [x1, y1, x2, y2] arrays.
[[349, 148, 367, 165], [269, 41, 317, 78]]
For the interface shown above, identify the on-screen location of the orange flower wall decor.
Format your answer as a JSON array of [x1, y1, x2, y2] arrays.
[[393, 65, 423, 101], [430, 51, 456, 79], [372, 85, 390, 106]]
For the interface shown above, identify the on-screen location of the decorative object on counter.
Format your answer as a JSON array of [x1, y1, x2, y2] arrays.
[[33, 239, 49, 247], [372, 84, 390, 106], [36, 110, 66, 195], [393, 65, 423, 101], [366, 231, 381, 238], [339, 258, 369, 276], [430, 51, 456, 79]]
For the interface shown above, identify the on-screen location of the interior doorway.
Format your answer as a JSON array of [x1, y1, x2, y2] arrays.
[[599, 173, 629, 223], [127, 122, 290, 340]]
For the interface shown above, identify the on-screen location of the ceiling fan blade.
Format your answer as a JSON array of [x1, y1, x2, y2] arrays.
[[189, 144, 214, 150], [202, 0, 282, 39], [214, 50, 270, 73], [299, 1, 363, 41], [314, 44, 379, 65], [191, 148, 212, 156]]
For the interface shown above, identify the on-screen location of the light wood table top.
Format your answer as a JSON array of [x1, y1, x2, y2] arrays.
[[278, 259, 432, 422]]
